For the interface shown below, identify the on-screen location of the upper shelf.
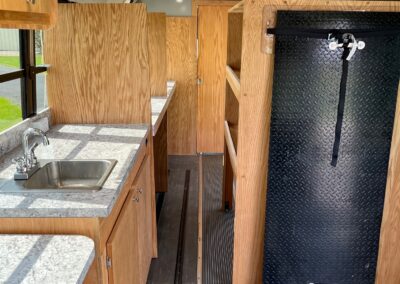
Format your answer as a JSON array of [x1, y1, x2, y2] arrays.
[[226, 65, 240, 101]]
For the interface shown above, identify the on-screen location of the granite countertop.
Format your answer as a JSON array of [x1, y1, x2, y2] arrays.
[[151, 80, 176, 135], [0, 124, 149, 218], [0, 234, 94, 284]]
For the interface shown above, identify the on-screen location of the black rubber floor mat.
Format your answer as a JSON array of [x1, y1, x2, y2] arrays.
[[263, 11, 400, 284]]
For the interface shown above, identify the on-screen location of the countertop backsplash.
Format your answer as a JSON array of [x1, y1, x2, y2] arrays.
[[0, 108, 51, 158]]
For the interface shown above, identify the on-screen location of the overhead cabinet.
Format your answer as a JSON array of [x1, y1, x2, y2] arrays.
[[0, 0, 57, 30]]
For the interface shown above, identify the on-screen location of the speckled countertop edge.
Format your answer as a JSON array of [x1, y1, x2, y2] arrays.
[[0, 234, 94, 284], [151, 80, 176, 135], [0, 124, 149, 218]]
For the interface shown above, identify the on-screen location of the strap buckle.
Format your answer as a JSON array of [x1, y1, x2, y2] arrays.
[[328, 33, 366, 61]]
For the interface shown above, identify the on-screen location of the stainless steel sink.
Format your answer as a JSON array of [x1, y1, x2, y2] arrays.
[[22, 159, 117, 191]]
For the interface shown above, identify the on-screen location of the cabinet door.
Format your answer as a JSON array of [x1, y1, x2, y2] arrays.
[[133, 156, 153, 284], [106, 189, 141, 284], [0, 0, 57, 30]]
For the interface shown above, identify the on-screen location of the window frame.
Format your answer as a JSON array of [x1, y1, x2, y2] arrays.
[[0, 30, 47, 120]]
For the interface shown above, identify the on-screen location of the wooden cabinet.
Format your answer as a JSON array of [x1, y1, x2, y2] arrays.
[[0, 0, 57, 30], [106, 155, 153, 284], [106, 189, 141, 284]]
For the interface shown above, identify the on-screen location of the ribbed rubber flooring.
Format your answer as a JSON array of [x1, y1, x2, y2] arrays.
[[201, 155, 234, 284], [147, 155, 199, 284]]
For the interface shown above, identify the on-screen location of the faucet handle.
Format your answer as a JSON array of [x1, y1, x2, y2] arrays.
[[12, 157, 27, 173]]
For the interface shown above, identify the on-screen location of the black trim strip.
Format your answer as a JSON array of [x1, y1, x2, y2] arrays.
[[20, 30, 36, 119], [266, 27, 400, 39], [174, 170, 191, 284], [31, 65, 48, 76], [0, 70, 24, 83]]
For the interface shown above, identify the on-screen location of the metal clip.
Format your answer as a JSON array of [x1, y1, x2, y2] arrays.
[[328, 33, 365, 61]]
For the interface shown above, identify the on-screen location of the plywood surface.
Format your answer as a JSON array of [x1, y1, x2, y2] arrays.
[[154, 115, 168, 193], [197, 5, 231, 153], [166, 17, 197, 155], [226, 65, 240, 101], [44, 4, 150, 124], [227, 12, 243, 71], [376, 85, 400, 284], [148, 13, 167, 97]]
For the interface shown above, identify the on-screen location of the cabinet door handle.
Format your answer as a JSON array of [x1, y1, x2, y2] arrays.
[[132, 196, 140, 203], [137, 188, 143, 194], [26, 0, 36, 4]]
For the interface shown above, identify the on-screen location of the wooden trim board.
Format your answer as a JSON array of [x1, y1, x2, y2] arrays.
[[224, 121, 237, 176], [226, 65, 240, 101], [197, 154, 204, 284]]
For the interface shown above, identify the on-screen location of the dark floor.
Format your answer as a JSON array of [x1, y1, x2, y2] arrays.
[[201, 155, 234, 284], [147, 155, 233, 284], [147, 155, 199, 284]]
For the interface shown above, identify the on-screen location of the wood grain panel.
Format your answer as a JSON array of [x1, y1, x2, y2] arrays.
[[148, 13, 167, 97], [154, 115, 168, 192], [0, 0, 57, 30], [192, 0, 239, 16], [44, 4, 150, 124], [232, 1, 400, 283], [226, 65, 240, 101], [227, 12, 243, 72], [377, 85, 400, 284], [197, 5, 231, 153], [107, 190, 141, 284], [166, 17, 197, 155]]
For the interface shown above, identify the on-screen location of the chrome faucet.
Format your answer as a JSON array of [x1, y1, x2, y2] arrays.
[[13, 128, 50, 180]]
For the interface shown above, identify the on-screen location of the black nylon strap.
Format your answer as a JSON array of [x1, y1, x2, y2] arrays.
[[268, 27, 400, 166], [266, 27, 400, 39], [331, 48, 350, 167]]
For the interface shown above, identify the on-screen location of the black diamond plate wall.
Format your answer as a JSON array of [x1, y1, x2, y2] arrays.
[[263, 11, 400, 284]]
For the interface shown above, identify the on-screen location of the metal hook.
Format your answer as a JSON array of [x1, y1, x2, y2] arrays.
[[328, 33, 365, 61]]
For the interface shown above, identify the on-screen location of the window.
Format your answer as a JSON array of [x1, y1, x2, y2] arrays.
[[0, 29, 48, 132]]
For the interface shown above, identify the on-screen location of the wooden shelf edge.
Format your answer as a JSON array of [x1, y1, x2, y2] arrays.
[[224, 121, 237, 177], [226, 65, 241, 101], [228, 0, 244, 13]]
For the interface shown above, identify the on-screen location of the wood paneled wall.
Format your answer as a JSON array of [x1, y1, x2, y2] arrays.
[[166, 17, 197, 155], [196, 5, 231, 153], [44, 4, 150, 124], [148, 13, 167, 97]]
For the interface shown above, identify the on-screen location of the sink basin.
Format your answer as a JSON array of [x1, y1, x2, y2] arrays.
[[23, 160, 117, 191]]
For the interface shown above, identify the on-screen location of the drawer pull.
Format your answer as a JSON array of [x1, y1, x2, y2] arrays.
[[132, 196, 140, 203]]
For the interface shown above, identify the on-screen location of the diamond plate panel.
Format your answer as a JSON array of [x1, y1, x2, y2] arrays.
[[263, 11, 400, 284]]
